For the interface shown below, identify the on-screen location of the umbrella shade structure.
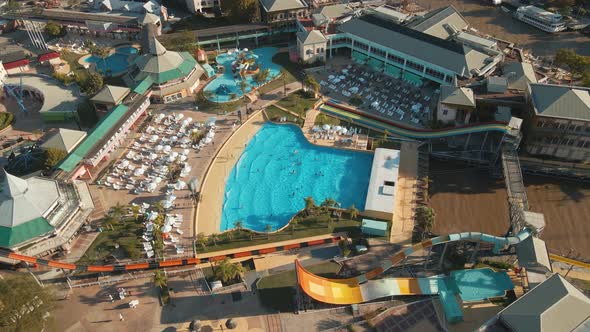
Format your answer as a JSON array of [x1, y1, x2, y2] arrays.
[[340, 127, 348, 134], [322, 124, 331, 130], [167, 155, 176, 163], [134, 168, 145, 176], [225, 319, 237, 329], [170, 151, 179, 158], [106, 176, 115, 183], [166, 195, 177, 202], [149, 153, 158, 160], [204, 137, 212, 144], [182, 149, 190, 156], [189, 320, 201, 332], [161, 224, 172, 232], [154, 177, 163, 184], [155, 145, 163, 151], [180, 137, 191, 144], [206, 131, 215, 138], [179, 155, 187, 162], [170, 136, 178, 142], [174, 180, 187, 190], [334, 126, 342, 131], [150, 135, 159, 142], [163, 145, 172, 153], [174, 113, 185, 121]]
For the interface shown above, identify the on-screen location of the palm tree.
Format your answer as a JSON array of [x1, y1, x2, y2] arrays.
[[203, 90, 215, 103], [154, 201, 164, 213], [154, 269, 167, 289], [239, 80, 249, 106], [303, 196, 316, 215], [131, 205, 141, 221], [215, 258, 245, 284], [416, 206, 436, 240], [320, 197, 337, 213], [264, 224, 273, 240], [104, 215, 117, 231], [90, 45, 110, 75], [347, 204, 359, 220], [210, 233, 219, 246], [279, 67, 289, 95], [197, 232, 207, 251], [316, 113, 327, 125], [110, 202, 126, 219], [304, 75, 320, 98], [290, 218, 299, 235], [234, 220, 243, 235]]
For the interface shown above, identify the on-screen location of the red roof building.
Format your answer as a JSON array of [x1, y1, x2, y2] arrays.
[[3, 58, 29, 70], [38, 52, 60, 62]]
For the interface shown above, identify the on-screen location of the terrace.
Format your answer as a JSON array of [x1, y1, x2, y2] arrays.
[[311, 61, 439, 128]]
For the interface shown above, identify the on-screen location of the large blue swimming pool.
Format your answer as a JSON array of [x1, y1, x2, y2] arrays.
[[220, 123, 373, 232], [85, 46, 138, 76], [204, 47, 282, 103]]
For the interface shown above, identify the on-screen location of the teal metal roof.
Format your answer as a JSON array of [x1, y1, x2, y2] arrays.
[[202, 63, 216, 78], [58, 104, 130, 172], [361, 219, 388, 231], [0, 217, 54, 248], [155, 52, 198, 84], [133, 75, 153, 95]]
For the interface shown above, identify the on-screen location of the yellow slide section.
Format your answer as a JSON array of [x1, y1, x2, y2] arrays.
[[549, 254, 590, 269]]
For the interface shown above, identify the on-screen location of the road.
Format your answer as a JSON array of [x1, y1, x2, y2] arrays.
[[413, 0, 590, 56]]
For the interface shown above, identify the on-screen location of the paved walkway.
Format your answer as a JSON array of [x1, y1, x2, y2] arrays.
[[390, 141, 420, 245]]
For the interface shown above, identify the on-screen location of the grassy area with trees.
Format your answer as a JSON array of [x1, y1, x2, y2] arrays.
[[195, 197, 364, 254], [0, 274, 57, 331]]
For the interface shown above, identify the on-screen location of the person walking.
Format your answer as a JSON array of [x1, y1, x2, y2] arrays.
[[119, 313, 124, 321]]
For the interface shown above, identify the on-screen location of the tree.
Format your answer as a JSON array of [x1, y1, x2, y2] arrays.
[[110, 202, 126, 219], [342, 247, 351, 258], [320, 197, 337, 212], [5, 0, 20, 13], [104, 215, 117, 230], [316, 112, 327, 125], [0, 275, 56, 331], [154, 201, 164, 213], [304, 75, 320, 98], [210, 233, 219, 246], [264, 224, 272, 240], [197, 232, 207, 251], [44, 21, 62, 37], [303, 196, 316, 215], [67, 0, 81, 8], [80, 72, 103, 95], [43, 147, 67, 169], [234, 220, 243, 235], [203, 90, 215, 102], [347, 204, 359, 219], [554, 48, 590, 77], [239, 80, 249, 105], [215, 258, 245, 284], [76, 100, 98, 128], [416, 206, 436, 239], [131, 205, 141, 220], [290, 217, 299, 235], [153, 269, 167, 289], [279, 67, 289, 95], [222, 0, 259, 23]]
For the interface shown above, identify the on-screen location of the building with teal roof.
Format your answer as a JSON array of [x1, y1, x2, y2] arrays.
[[124, 34, 204, 103]]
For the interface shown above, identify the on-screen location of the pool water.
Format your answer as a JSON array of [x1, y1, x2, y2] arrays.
[[220, 123, 373, 232], [85, 46, 138, 75], [204, 47, 282, 103], [449, 268, 514, 301]]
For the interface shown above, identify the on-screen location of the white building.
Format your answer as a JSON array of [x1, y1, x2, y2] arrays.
[[296, 29, 327, 63], [186, 0, 220, 13], [437, 85, 476, 125], [364, 148, 400, 220]]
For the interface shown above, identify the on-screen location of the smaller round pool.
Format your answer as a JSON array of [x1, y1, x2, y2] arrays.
[[450, 268, 514, 302], [84, 46, 138, 76]]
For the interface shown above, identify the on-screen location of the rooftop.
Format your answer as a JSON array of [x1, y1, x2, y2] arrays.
[[91, 85, 131, 105], [4, 75, 82, 115], [0, 171, 59, 247], [259, 0, 308, 12], [529, 83, 590, 121], [41, 128, 87, 153], [364, 148, 400, 214], [406, 5, 468, 40], [297, 29, 327, 44], [498, 274, 590, 332], [337, 14, 490, 77], [319, 4, 352, 20], [504, 61, 538, 91], [440, 85, 476, 107]]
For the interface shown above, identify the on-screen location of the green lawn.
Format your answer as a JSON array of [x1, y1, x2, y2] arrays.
[[258, 52, 300, 95], [276, 90, 317, 116], [60, 50, 90, 83], [0, 112, 14, 130], [315, 112, 341, 126], [196, 215, 361, 254], [264, 105, 302, 125], [78, 218, 144, 265]]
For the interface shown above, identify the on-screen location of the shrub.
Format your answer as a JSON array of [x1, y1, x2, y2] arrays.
[[482, 260, 514, 270]]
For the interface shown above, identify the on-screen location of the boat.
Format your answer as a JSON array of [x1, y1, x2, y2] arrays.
[[514, 5, 566, 33]]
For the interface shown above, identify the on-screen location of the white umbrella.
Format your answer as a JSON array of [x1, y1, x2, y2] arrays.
[[175, 113, 184, 121], [178, 155, 187, 162], [106, 176, 114, 183], [182, 165, 192, 173], [204, 137, 212, 144], [167, 155, 176, 163], [166, 195, 177, 202], [163, 145, 172, 153], [170, 136, 178, 142], [334, 126, 343, 131], [312, 126, 320, 132], [243, 48, 249, 52], [170, 151, 179, 158], [322, 124, 331, 130], [182, 148, 190, 156], [149, 153, 158, 160], [161, 224, 172, 232], [181, 137, 191, 144], [174, 180, 187, 190], [155, 145, 163, 151], [186, 117, 193, 123], [150, 135, 159, 142], [340, 127, 348, 134], [134, 168, 145, 176], [206, 131, 215, 138]]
